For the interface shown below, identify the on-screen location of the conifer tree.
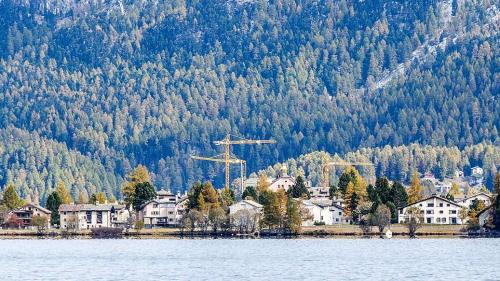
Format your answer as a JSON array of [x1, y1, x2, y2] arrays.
[[56, 181, 72, 204], [2, 184, 23, 210], [408, 171, 423, 204], [46, 192, 62, 226]]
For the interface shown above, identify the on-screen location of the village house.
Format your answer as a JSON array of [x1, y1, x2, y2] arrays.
[[59, 203, 128, 230], [139, 190, 188, 228], [268, 166, 296, 192], [300, 199, 347, 226], [308, 186, 330, 199], [229, 200, 263, 217], [398, 195, 464, 224], [8, 203, 51, 229], [478, 206, 494, 227], [458, 192, 493, 208]]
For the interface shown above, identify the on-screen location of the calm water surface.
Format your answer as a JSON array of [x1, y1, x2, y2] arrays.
[[1, 238, 499, 281]]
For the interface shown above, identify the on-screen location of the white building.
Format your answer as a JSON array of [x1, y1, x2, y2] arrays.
[[458, 192, 493, 208], [268, 173, 296, 192], [59, 203, 128, 230], [471, 166, 484, 176], [478, 206, 494, 227], [300, 200, 347, 226], [139, 190, 188, 228], [398, 195, 464, 224], [229, 200, 263, 217]]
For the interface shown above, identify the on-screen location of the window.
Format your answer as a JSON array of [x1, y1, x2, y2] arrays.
[[436, 218, 441, 223], [427, 218, 432, 223], [339, 212, 342, 216], [153, 204, 158, 208], [399, 210, 403, 214], [419, 204, 423, 207], [450, 210, 457, 214], [168, 211, 174, 215], [426, 210, 433, 214], [97, 211, 102, 224], [86, 211, 92, 223], [427, 203, 434, 207], [439, 210, 444, 214], [442, 218, 446, 223], [447, 204, 450, 207], [439, 203, 443, 207]]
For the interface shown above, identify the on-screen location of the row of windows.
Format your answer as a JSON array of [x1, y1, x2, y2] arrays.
[[420, 202, 452, 208]]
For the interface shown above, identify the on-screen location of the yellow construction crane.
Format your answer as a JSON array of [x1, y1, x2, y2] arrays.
[[322, 159, 374, 187], [213, 134, 275, 190], [190, 154, 246, 193]]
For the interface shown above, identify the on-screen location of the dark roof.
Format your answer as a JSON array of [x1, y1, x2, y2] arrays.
[[21, 203, 52, 214], [59, 204, 124, 212], [461, 192, 493, 202], [399, 195, 463, 210]]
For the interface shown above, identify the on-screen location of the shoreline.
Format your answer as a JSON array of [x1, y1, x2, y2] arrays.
[[0, 224, 480, 239]]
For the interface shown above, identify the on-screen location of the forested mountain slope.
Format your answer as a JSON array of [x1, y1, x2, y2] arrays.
[[258, 143, 499, 188], [0, 0, 498, 201]]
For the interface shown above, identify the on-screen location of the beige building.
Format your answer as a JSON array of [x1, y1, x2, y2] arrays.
[[59, 203, 128, 230], [10, 203, 52, 229], [398, 195, 464, 224], [139, 190, 188, 228]]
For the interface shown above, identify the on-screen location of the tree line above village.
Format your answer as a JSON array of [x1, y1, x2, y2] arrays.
[[0, 0, 498, 200]]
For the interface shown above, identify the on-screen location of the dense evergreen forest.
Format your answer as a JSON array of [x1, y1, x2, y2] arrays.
[[0, 0, 498, 203], [259, 143, 499, 188]]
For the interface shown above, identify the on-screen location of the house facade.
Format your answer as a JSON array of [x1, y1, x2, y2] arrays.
[[9, 203, 51, 229], [268, 176, 296, 192], [458, 192, 493, 208], [229, 200, 263, 216], [59, 203, 128, 230], [398, 196, 464, 224], [300, 200, 347, 226], [139, 191, 188, 228]]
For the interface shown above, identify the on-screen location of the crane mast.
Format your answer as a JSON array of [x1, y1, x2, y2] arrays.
[[213, 134, 275, 191], [190, 155, 246, 193]]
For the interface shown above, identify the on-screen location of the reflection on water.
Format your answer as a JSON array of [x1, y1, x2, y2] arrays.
[[1, 238, 499, 280]]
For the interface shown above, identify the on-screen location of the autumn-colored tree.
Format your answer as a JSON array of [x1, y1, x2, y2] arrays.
[[338, 167, 368, 202], [256, 174, 270, 194], [122, 165, 151, 208], [2, 184, 24, 210], [77, 190, 88, 204], [276, 189, 288, 229], [95, 192, 107, 204], [285, 195, 302, 234], [56, 181, 72, 204], [343, 182, 357, 218], [407, 171, 423, 204], [197, 192, 207, 213], [447, 183, 461, 200], [202, 182, 220, 209]]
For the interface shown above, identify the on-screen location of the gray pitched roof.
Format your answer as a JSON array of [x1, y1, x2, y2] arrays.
[[59, 204, 124, 212]]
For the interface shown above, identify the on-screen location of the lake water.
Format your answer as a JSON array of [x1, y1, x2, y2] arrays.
[[1, 238, 499, 281]]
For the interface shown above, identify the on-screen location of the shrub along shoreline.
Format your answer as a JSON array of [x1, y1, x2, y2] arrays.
[[0, 224, 476, 238]]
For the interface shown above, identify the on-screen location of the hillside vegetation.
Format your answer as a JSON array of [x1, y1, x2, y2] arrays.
[[0, 0, 497, 200]]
